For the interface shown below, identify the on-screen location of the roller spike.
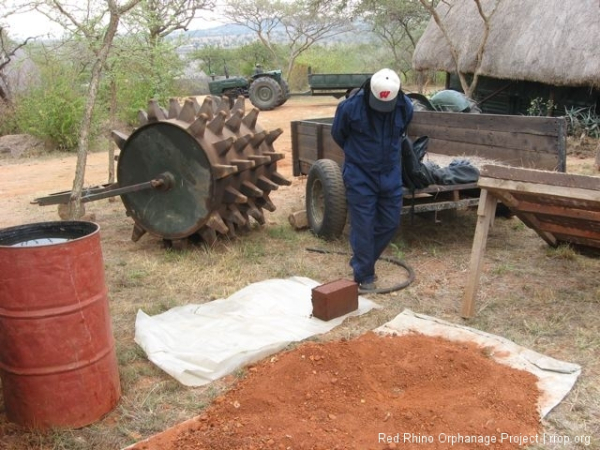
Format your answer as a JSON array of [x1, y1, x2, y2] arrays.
[[242, 108, 259, 129], [263, 151, 285, 163], [265, 128, 284, 145], [256, 175, 279, 192], [217, 96, 231, 115], [199, 96, 215, 120], [233, 134, 252, 153], [232, 96, 245, 114], [245, 199, 265, 225], [257, 194, 277, 212], [137, 109, 148, 126], [188, 96, 202, 114], [188, 114, 209, 138], [225, 109, 244, 132], [214, 137, 235, 156], [111, 130, 129, 150], [131, 224, 146, 242], [224, 204, 247, 225], [241, 180, 263, 197], [224, 186, 248, 204], [208, 111, 227, 135], [178, 99, 197, 123], [212, 164, 238, 179], [250, 130, 267, 147], [206, 212, 229, 234], [230, 159, 255, 171], [224, 220, 237, 239], [148, 100, 166, 122], [271, 171, 292, 186], [199, 228, 218, 247], [248, 155, 271, 166], [168, 98, 181, 119]]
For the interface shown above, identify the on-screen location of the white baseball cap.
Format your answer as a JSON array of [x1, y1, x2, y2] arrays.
[[369, 68, 400, 112]]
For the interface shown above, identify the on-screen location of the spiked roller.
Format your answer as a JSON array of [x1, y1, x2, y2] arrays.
[[111, 95, 291, 246]]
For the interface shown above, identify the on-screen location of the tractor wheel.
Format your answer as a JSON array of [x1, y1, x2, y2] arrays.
[[306, 159, 347, 240], [277, 79, 291, 106], [248, 77, 284, 111]]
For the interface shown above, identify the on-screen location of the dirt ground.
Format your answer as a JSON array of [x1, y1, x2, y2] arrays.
[[128, 333, 541, 450], [0, 96, 598, 450]]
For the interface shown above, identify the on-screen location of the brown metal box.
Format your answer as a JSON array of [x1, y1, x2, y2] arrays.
[[311, 279, 358, 321]]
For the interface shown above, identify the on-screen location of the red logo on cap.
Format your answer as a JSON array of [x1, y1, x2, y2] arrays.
[[379, 91, 391, 99]]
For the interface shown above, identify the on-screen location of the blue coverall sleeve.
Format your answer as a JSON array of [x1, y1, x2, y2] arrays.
[[403, 94, 415, 126], [331, 102, 348, 148]]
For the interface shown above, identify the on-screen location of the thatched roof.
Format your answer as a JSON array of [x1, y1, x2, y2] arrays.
[[412, 0, 600, 88]]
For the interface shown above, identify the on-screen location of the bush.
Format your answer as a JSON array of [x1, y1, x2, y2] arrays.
[[12, 63, 87, 151], [565, 106, 600, 139]]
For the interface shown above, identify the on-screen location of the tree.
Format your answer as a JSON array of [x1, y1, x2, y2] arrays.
[[126, 0, 215, 47], [223, 0, 354, 79], [418, 0, 500, 97], [0, 28, 34, 104], [32, 0, 143, 218], [356, 0, 431, 84]]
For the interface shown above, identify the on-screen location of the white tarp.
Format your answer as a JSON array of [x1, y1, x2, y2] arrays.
[[135, 276, 380, 386], [375, 309, 582, 418]]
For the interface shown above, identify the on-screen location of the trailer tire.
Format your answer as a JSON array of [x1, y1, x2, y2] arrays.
[[306, 159, 347, 240]]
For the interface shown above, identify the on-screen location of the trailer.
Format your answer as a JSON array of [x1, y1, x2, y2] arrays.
[[306, 70, 372, 99], [291, 111, 567, 239]]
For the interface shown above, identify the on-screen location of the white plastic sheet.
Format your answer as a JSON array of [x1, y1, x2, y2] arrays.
[[135, 277, 380, 386], [375, 309, 582, 418]]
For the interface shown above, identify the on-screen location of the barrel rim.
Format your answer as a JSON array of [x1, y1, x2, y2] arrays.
[[0, 221, 100, 248]]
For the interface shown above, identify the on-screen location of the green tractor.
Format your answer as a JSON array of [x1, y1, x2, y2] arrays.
[[208, 64, 291, 111]]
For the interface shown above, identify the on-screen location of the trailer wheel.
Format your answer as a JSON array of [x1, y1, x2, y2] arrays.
[[306, 159, 347, 240]]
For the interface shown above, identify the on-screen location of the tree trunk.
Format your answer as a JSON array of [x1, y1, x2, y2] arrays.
[[108, 77, 117, 186], [67, 15, 122, 219]]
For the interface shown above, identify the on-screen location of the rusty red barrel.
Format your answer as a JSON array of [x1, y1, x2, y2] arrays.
[[0, 221, 121, 429]]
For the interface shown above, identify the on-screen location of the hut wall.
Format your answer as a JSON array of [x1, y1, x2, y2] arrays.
[[447, 74, 600, 117]]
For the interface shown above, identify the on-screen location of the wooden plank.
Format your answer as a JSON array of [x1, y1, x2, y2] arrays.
[[419, 139, 561, 170], [408, 122, 561, 154], [408, 111, 566, 136], [462, 189, 497, 318], [484, 190, 558, 246], [401, 197, 480, 215], [480, 165, 600, 191], [291, 121, 301, 176], [479, 178, 600, 202], [538, 222, 600, 240], [517, 201, 600, 221]]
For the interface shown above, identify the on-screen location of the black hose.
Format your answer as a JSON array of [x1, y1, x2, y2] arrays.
[[305, 247, 416, 294]]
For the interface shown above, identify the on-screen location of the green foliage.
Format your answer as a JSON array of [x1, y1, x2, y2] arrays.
[[526, 97, 555, 117], [188, 41, 283, 78], [564, 106, 600, 139], [12, 59, 88, 150], [0, 103, 17, 135], [104, 37, 186, 126]]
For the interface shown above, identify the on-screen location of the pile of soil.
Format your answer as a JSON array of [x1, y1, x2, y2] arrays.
[[129, 332, 541, 450]]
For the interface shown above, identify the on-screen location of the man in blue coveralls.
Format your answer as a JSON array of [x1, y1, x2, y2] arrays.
[[331, 68, 414, 292]]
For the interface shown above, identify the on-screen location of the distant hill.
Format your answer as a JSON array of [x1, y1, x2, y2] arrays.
[[171, 21, 374, 49]]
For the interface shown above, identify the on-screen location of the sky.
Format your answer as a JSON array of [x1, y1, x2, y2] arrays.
[[2, 7, 226, 40]]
